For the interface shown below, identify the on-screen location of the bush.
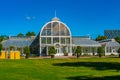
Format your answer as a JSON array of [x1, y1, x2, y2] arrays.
[[48, 46, 56, 58], [24, 46, 30, 59], [75, 46, 82, 58], [97, 47, 104, 58], [64, 52, 68, 56], [82, 53, 89, 56], [30, 54, 37, 57]]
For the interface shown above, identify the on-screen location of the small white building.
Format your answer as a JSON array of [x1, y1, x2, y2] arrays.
[[99, 39, 120, 55]]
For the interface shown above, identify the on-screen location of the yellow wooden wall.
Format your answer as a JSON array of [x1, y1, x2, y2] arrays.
[[14, 51, 20, 59], [0, 51, 21, 59], [0, 51, 5, 59], [5, 51, 8, 59], [10, 51, 15, 59]]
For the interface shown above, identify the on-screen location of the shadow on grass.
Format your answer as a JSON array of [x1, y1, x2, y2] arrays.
[[66, 75, 120, 80], [53, 62, 120, 71]]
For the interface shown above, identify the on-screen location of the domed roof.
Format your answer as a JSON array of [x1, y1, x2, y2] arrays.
[[51, 17, 60, 21]]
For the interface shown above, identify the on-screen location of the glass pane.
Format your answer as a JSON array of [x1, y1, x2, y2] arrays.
[[66, 29, 70, 36], [66, 38, 70, 44], [52, 22, 59, 36], [61, 38, 65, 44], [47, 37, 51, 44], [47, 23, 51, 29], [41, 37, 46, 44], [53, 37, 59, 43], [41, 47, 46, 55], [60, 23, 66, 36], [47, 29, 51, 36], [41, 29, 46, 36]]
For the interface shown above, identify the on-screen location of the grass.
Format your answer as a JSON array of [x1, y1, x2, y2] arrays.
[[0, 58, 120, 80]]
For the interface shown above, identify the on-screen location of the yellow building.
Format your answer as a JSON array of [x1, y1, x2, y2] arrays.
[[5, 51, 8, 59], [14, 51, 20, 59], [0, 51, 5, 59], [10, 51, 14, 59]]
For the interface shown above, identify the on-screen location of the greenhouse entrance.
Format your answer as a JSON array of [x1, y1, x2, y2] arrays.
[[54, 43, 67, 56]]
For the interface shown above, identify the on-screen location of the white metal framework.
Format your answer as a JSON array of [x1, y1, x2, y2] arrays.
[[39, 17, 72, 56]]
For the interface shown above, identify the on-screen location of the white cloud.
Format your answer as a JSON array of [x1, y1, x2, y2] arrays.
[[26, 16, 31, 20], [26, 16, 36, 20]]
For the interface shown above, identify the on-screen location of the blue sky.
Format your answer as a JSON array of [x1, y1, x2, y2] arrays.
[[0, 0, 120, 39]]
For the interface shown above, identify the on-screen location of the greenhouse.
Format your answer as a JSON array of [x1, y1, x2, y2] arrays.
[[39, 17, 72, 56]]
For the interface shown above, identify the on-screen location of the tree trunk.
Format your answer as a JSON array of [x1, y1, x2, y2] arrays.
[[77, 53, 80, 58], [25, 54, 29, 59], [51, 55, 54, 58]]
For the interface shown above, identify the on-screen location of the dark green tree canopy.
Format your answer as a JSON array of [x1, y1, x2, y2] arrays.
[[95, 35, 107, 41], [117, 48, 120, 53], [24, 46, 30, 55], [97, 47, 104, 57], [9, 46, 15, 50], [97, 47, 104, 53], [75, 46, 82, 55], [26, 32, 36, 36], [17, 33, 24, 37], [114, 37, 120, 43], [0, 43, 3, 52], [0, 35, 8, 42], [48, 46, 56, 55]]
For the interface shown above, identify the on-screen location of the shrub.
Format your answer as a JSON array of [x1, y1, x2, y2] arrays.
[[64, 52, 68, 56], [48, 46, 56, 58], [75, 46, 82, 58], [24, 46, 30, 59], [97, 47, 104, 58]]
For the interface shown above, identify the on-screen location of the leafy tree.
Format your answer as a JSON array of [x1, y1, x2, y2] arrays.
[[72, 47, 76, 56], [117, 48, 120, 58], [17, 47, 22, 53], [95, 35, 107, 41], [24, 46, 30, 59], [92, 47, 95, 55], [0, 35, 8, 42], [97, 47, 104, 58], [114, 37, 120, 43], [0, 38, 4, 42], [17, 33, 24, 37], [10, 46, 15, 51], [26, 32, 36, 36], [0, 43, 3, 52], [48, 46, 56, 58], [75, 46, 82, 58]]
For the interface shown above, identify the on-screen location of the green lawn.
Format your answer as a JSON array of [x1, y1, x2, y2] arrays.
[[0, 58, 120, 80]]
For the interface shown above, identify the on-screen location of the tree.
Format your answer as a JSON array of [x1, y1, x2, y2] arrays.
[[117, 48, 120, 58], [17, 33, 24, 37], [97, 47, 104, 58], [26, 32, 36, 36], [0, 43, 2, 51], [48, 46, 56, 58], [75, 46, 82, 58], [95, 35, 107, 41], [10, 46, 15, 51], [0, 35, 8, 42], [72, 47, 76, 56], [24, 46, 30, 59], [114, 37, 120, 43], [92, 47, 95, 55]]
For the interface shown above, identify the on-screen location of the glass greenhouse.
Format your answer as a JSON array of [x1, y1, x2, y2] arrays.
[[39, 17, 72, 56]]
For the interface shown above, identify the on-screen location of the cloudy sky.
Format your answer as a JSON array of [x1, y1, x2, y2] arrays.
[[0, 0, 120, 38]]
